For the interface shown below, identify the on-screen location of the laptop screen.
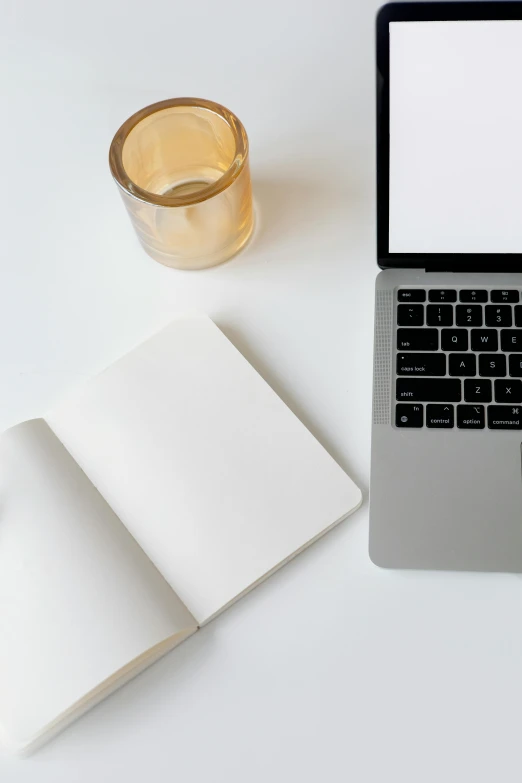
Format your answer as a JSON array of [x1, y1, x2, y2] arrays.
[[388, 19, 522, 255]]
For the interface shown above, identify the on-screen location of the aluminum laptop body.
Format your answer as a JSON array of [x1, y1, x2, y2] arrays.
[[370, 2, 522, 571]]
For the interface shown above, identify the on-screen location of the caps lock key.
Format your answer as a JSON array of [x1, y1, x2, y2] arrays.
[[397, 353, 446, 376]]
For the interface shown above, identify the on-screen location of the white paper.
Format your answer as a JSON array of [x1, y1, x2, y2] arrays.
[[47, 315, 361, 625], [0, 420, 197, 752], [389, 20, 522, 253]]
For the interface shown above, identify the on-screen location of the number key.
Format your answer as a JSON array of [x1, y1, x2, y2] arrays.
[[397, 304, 424, 326], [485, 305, 512, 327], [456, 305, 482, 326], [427, 304, 453, 326]]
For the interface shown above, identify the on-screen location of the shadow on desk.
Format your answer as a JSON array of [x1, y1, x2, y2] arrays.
[[251, 175, 357, 254]]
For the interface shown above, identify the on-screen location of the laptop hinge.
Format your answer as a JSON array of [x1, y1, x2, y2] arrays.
[[425, 261, 512, 273], [425, 264, 454, 273]]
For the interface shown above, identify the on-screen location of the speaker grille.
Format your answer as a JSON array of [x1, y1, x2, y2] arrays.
[[373, 289, 393, 424]]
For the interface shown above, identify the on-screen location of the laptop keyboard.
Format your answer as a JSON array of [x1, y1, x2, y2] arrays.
[[395, 288, 522, 430]]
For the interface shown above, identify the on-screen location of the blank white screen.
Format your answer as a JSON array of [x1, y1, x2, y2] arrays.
[[389, 20, 522, 254]]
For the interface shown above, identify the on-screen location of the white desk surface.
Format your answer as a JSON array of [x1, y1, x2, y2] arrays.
[[2, 1, 521, 780]]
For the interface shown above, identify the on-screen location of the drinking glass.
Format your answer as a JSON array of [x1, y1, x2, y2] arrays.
[[109, 98, 254, 270]]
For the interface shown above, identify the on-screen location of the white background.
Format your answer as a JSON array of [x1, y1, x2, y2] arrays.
[[389, 20, 522, 253], [3, 1, 522, 781]]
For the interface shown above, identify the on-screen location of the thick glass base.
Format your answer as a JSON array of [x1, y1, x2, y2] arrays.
[[139, 212, 255, 270]]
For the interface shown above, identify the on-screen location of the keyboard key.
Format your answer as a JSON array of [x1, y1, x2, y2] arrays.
[[397, 328, 438, 351], [470, 329, 498, 352], [441, 329, 468, 351], [457, 306, 483, 328], [397, 289, 426, 302], [428, 289, 457, 302], [509, 355, 522, 377], [449, 353, 476, 376], [426, 404, 454, 428], [396, 404, 423, 428], [427, 304, 453, 326], [515, 306, 522, 327], [464, 379, 492, 402], [397, 304, 424, 326], [495, 379, 522, 403], [488, 405, 522, 429], [485, 305, 512, 327], [491, 290, 519, 303], [457, 405, 485, 429], [397, 353, 446, 376], [396, 378, 461, 402], [456, 305, 482, 327], [459, 290, 488, 303], [479, 354, 506, 377], [500, 329, 522, 352]]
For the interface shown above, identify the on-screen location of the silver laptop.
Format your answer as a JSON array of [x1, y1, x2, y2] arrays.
[[369, 1, 522, 571]]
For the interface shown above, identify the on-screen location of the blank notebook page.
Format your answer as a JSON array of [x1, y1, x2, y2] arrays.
[[47, 316, 361, 625]]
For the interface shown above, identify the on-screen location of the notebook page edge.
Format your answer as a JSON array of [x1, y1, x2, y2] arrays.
[[0, 626, 198, 756], [198, 491, 363, 626]]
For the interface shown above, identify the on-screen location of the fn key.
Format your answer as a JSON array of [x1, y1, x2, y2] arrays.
[[396, 404, 423, 427]]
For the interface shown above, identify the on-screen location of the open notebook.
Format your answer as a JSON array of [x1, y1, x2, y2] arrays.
[[0, 315, 361, 754]]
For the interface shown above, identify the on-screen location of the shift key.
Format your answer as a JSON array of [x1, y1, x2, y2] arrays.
[[396, 378, 461, 402]]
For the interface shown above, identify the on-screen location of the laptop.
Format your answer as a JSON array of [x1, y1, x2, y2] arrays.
[[370, 1, 522, 571]]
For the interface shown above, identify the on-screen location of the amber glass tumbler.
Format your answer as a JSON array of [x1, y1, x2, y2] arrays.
[[109, 98, 254, 270]]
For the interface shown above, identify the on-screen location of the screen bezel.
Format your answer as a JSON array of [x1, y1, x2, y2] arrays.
[[376, 1, 522, 271]]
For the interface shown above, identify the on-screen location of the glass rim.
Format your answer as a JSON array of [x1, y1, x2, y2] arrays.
[[109, 97, 249, 208]]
